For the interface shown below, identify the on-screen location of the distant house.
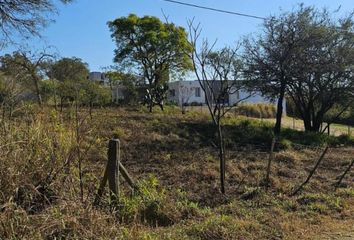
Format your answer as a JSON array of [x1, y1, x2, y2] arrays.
[[167, 80, 285, 111], [168, 80, 205, 105], [88, 72, 110, 86]]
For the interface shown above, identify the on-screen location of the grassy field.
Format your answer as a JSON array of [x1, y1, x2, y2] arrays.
[[0, 105, 353, 239]]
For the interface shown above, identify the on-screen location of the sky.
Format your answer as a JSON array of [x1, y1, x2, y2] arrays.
[[4, 0, 354, 71]]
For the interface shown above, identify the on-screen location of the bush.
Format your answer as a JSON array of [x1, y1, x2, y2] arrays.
[[118, 175, 174, 226]]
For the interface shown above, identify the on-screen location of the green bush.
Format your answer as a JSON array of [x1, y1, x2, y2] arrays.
[[118, 175, 174, 226]]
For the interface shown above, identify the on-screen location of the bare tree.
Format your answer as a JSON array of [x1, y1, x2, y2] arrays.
[[0, 0, 72, 44], [188, 21, 250, 194]]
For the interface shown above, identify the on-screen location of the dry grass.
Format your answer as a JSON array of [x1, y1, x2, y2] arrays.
[[0, 105, 353, 239], [265, 116, 353, 136]]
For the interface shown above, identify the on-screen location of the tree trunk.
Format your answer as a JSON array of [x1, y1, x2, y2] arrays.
[[274, 83, 285, 136], [217, 123, 225, 194], [60, 97, 64, 112], [303, 112, 313, 132], [53, 92, 57, 110], [89, 102, 93, 119], [32, 75, 42, 107], [159, 103, 164, 111]]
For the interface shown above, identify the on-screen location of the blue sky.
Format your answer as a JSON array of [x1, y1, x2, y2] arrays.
[[4, 0, 353, 71]]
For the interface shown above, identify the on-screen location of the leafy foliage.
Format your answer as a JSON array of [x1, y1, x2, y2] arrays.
[[109, 14, 193, 111]]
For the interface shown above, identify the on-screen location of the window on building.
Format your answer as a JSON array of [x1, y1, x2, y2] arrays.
[[195, 87, 201, 97], [170, 89, 175, 97]]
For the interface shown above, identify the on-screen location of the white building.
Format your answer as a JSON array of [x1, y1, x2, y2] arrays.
[[167, 80, 283, 108], [168, 80, 205, 106]]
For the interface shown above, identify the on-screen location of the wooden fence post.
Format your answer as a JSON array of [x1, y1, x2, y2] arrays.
[[107, 138, 120, 204], [94, 137, 137, 206], [94, 137, 120, 205]]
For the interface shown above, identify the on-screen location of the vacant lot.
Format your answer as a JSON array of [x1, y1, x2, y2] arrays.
[[1, 106, 353, 239]]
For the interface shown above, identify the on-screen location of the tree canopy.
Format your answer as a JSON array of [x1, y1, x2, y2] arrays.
[[244, 5, 354, 132], [48, 57, 89, 83], [108, 14, 193, 111]]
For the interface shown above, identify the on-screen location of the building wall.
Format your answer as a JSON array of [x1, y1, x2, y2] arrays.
[[168, 80, 286, 113], [168, 81, 205, 105]]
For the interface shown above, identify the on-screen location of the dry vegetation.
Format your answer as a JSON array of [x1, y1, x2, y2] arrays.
[[0, 105, 354, 239]]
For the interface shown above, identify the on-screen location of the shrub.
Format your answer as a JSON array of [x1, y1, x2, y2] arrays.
[[118, 175, 174, 226]]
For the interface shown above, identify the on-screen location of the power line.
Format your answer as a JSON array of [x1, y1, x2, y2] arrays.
[[161, 0, 353, 33], [162, 0, 266, 20]]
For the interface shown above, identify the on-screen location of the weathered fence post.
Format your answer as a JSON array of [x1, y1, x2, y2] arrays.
[[94, 137, 120, 205], [107, 138, 120, 204], [94, 137, 137, 206]]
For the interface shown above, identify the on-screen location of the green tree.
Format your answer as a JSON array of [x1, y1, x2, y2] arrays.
[[286, 9, 354, 132], [105, 70, 142, 104], [48, 57, 89, 83], [81, 80, 110, 117], [243, 8, 301, 136], [108, 14, 193, 112], [244, 5, 354, 133], [48, 57, 90, 109]]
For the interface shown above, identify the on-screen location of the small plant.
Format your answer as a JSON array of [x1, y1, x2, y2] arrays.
[[297, 193, 344, 214], [118, 175, 173, 226]]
